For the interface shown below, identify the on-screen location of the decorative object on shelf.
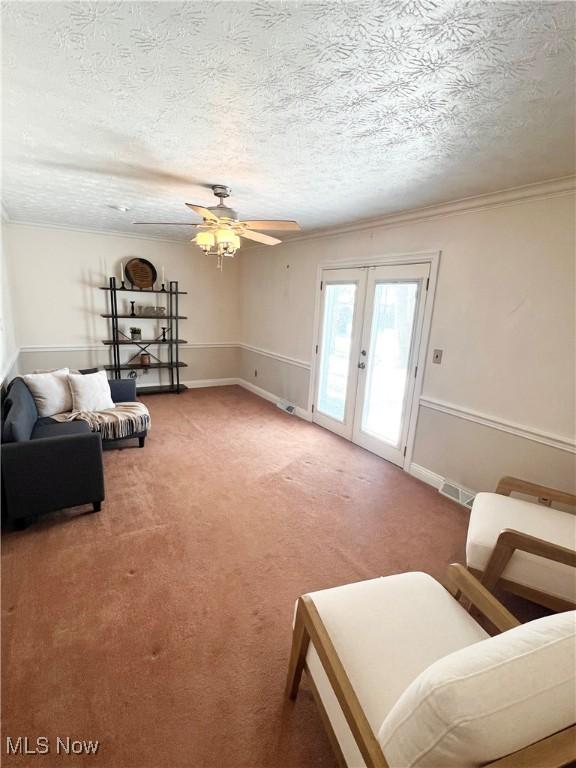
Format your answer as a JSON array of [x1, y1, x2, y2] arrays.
[[120, 261, 126, 290], [125, 258, 157, 289], [130, 327, 142, 340], [101, 276, 188, 394], [134, 185, 301, 272], [135, 305, 166, 317]]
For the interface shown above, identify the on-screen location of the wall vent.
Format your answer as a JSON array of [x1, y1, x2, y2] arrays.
[[439, 480, 476, 510], [277, 400, 296, 415]]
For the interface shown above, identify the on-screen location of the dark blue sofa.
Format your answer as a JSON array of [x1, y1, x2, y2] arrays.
[[1, 377, 142, 528]]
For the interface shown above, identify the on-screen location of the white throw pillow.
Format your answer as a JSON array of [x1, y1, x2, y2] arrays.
[[379, 610, 576, 768], [68, 370, 115, 412], [22, 368, 72, 417]]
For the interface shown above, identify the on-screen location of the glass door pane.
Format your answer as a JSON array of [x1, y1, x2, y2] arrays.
[[317, 283, 357, 422], [361, 281, 418, 446]]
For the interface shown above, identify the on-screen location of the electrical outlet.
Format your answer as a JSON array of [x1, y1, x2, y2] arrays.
[[433, 349, 443, 364]]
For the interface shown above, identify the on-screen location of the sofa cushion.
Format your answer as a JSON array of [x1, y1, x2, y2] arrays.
[[68, 370, 114, 412], [467, 492, 576, 603], [22, 368, 72, 417], [304, 573, 488, 766], [32, 419, 91, 440], [2, 379, 38, 442], [379, 610, 576, 768]]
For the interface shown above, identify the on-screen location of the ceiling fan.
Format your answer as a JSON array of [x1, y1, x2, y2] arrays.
[[134, 185, 301, 270]]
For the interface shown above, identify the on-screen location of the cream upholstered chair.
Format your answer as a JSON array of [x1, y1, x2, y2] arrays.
[[466, 477, 576, 612], [286, 565, 576, 768]]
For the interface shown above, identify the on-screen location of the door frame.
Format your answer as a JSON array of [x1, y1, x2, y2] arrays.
[[307, 250, 441, 471]]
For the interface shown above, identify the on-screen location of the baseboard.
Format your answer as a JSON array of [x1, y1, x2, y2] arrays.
[[408, 463, 444, 490], [178, 377, 312, 421], [236, 379, 312, 421], [181, 378, 240, 388]]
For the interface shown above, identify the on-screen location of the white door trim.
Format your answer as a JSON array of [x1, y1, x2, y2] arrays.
[[308, 250, 441, 471]]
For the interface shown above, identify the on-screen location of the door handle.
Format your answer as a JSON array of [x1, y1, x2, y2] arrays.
[[358, 362, 366, 369]]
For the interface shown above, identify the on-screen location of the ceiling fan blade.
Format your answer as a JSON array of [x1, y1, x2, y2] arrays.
[[241, 219, 301, 232], [133, 221, 202, 226], [185, 203, 219, 222], [241, 230, 282, 246]]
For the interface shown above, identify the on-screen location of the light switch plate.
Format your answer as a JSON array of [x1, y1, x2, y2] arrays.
[[433, 349, 443, 364]]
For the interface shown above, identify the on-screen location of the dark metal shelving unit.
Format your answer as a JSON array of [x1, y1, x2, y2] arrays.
[[101, 277, 188, 394]]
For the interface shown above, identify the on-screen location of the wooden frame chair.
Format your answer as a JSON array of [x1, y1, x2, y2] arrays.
[[286, 564, 576, 768], [470, 476, 576, 612]]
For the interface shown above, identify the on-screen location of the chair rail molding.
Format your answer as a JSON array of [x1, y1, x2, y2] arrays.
[[20, 342, 311, 371], [239, 343, 311, 370], [419, 396, 576, 454]]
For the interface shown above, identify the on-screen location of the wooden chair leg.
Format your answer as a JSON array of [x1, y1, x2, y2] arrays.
[[285, 597, 310, 700]]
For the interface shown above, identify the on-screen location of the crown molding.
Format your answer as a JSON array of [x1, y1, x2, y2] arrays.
[[248, 175, 576, 251], [4, 219, 188, 246], [4, 176, 574, 249]]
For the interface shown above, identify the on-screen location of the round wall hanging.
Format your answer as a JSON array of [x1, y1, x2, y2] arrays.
[[125, 258, 157, 289]]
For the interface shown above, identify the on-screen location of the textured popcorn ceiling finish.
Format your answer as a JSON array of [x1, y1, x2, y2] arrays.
[[2, 1, 575, 240]]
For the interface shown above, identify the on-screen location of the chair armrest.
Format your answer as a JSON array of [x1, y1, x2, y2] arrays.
[[445, 564, 520, 634], [109, 378, 137, 403], [286, 595, 389, 768], [1, 433, 104, 519], [481, 529, 576, 592], [496, 476, 576, 508]]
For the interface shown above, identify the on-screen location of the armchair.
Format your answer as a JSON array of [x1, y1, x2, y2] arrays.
[[286, 565, 575, 768], [466, 476, 576, 612]]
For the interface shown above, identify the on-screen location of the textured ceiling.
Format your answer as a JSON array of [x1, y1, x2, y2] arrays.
[[2, 1, 575, 241]]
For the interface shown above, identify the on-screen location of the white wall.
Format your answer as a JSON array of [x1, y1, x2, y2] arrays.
[[8, 224, 241, 384], [1, 221, 19, 382], [239, 189, 576, 492], [5, 185, 575, 493]]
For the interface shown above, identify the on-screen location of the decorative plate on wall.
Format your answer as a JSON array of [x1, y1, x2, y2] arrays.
[[125, 258, 157, 289]]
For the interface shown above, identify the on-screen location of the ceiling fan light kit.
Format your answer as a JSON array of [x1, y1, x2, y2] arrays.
[[136, 184, 301, 271]]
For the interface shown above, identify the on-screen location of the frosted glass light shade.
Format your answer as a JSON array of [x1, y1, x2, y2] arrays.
[[215, 229, 237, 246], [195, 231, 215, 248]]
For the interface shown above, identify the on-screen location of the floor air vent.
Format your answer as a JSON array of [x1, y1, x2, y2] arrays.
[[277, 400, 296, 415], [439, 481, 476, 510]]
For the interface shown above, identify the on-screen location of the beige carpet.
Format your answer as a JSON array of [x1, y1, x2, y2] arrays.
[[3, 385, 507, 767]]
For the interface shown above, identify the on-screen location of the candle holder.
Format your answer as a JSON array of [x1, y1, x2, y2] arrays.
[[120, 280, 126, 290], [160, 283, 166, 292], [129, 301, 136, 317], [161, 326, 168, 342]]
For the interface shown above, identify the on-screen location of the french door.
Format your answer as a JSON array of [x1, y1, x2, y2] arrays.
[[313, 263, 429, 467]]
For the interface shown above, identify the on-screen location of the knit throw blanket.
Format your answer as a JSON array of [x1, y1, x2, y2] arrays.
[[52, 402, 150, 441]]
